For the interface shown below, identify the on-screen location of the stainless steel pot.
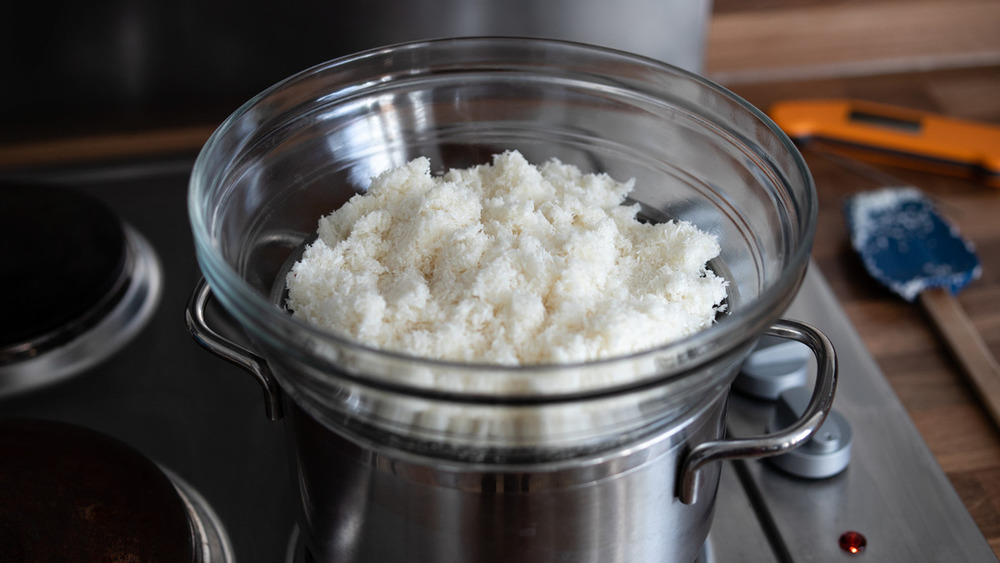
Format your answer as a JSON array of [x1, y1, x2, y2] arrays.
[[186, 38, 836, 563]]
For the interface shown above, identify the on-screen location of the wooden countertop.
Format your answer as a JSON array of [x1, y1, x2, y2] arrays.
[[2, 64, 999, 557]]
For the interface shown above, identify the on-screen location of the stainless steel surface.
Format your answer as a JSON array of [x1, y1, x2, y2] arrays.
[[1, 158, 995, 562], [710, 463, 776, 563], [679, 319, 837, 505], [725, 267, 999, 561], [733, 337, 810, 400], [3, 1, 711, 129], [327, 0, 713, 74], [284, 395, 725, 563], [765, 388, 853, 479]]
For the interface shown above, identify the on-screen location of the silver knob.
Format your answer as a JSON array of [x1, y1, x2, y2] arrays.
[[735, 335, 811, 400], [766, 386, 853, 479]]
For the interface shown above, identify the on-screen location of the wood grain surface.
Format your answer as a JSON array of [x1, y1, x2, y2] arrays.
[[707, 0, 1000, 84], [1, 62, 998, 558], [919, 286, 1000, 432]]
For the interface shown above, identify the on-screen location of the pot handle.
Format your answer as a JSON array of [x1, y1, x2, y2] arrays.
[[678, 318, 837, 504], [185, 277, 283, 421]]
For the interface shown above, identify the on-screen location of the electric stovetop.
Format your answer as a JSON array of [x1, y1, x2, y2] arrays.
[[1, 158, 995, 562]]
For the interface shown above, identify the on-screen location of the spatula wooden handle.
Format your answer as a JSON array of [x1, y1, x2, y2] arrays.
[[919, 287, 1000, 431]]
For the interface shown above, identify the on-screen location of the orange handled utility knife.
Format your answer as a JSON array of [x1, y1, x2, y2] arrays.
[[768, 99, 1000, 187]]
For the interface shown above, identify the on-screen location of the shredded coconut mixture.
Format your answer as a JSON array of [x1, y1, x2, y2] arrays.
[[286, 151, 727, 365]]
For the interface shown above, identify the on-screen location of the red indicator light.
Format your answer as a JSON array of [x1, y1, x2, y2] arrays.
[[839, 531, 867, 554]]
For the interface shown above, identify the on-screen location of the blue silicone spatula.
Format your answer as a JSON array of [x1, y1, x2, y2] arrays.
[[845, 187, 1000, 429]]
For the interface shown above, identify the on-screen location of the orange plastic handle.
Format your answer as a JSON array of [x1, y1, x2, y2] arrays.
[[768, 99, 1000, 186]]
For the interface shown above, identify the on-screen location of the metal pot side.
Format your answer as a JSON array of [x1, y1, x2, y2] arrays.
[[285, 392, 727, 563]]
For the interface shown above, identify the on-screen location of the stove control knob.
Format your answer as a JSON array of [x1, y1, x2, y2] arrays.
[[735, 336, 811, 400], [766, 386, 853, 479]]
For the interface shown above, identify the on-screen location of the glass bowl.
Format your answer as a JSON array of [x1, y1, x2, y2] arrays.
[[189, 37, 816, 459]]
